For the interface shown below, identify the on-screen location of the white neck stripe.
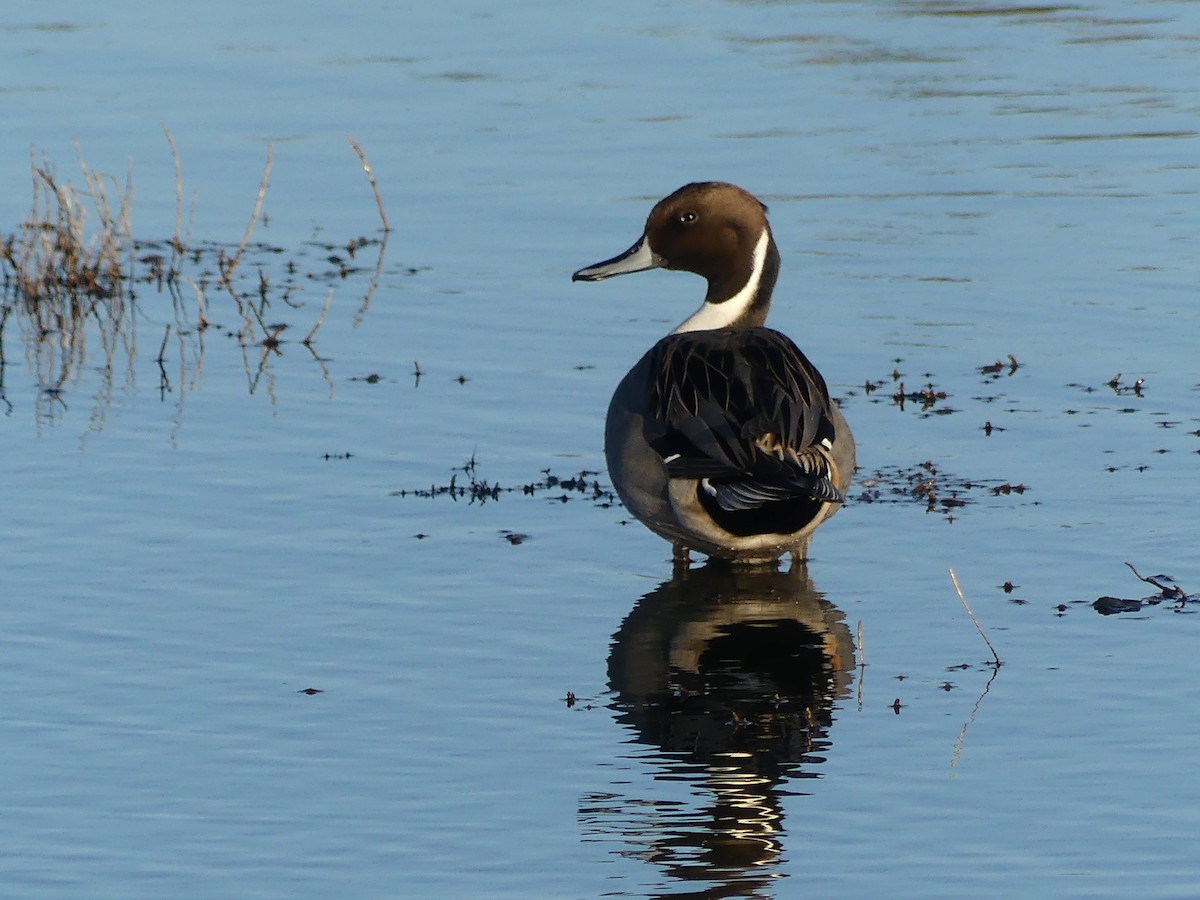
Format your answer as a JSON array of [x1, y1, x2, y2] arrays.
[[672, 228, 770, 334]]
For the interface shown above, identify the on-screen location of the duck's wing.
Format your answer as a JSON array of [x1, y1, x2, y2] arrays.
[[646, 327, 845, 512]]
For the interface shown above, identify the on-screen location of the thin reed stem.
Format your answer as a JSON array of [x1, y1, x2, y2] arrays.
[[303, 288, 334, 345], [347, 137, 391, 233], [224, 143, 273, 281], [949, 568, 1001, 666]]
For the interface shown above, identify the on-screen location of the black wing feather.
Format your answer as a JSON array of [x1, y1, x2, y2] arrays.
[[648, 327, 843, 513]]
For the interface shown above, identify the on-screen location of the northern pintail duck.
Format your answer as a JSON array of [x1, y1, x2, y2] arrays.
[[573, 182, 855, 565]]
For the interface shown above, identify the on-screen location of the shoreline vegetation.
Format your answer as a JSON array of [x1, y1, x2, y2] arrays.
[[0, 130, 391, 424]]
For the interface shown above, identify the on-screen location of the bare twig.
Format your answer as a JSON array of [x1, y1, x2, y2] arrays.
[[347, 136, 391, 233], [949, 568, 1001, 666], [1124, 561, 1186, 600]]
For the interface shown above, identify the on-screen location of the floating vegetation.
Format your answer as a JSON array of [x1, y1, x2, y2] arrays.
[[892, 381, 951, 414], [856, 459, 1031, 520], [0, 130, 400, 426], [978, 355, 1021, 379], [856, 354, 1026, 416], [402, 455, 1034, 522], [1066, 374, 1147, 398], [853, 358, 956, 416], [1092, 563, 1194, 616], [392, 455, 616, 507], [1107, 372, 1145, 397]]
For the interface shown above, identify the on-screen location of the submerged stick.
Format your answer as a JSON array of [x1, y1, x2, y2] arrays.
[[348, 137, 391, 233], [948, 568, 1001, 666]]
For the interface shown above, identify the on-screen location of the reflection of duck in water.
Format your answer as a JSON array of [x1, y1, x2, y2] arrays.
[[586, 562, 854, 894]]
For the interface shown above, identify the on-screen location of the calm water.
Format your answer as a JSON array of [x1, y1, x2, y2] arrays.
[[2, 1, 1199, 897]]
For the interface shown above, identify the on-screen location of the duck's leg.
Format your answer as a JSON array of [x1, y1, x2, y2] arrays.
[[672, 543, 691, 575], [788, 541, 811, 567]]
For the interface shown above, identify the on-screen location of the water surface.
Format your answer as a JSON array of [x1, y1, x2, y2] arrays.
[[2, 1, 1198, 896]]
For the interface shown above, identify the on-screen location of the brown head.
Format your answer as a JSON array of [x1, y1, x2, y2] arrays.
[[573, 182, 781, 331]]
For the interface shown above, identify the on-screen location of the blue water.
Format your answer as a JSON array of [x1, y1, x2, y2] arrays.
[[2, 1, 1199, 896]]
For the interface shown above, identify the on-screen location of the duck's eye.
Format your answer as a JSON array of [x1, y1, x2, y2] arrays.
[[677, 210, 698, 226]]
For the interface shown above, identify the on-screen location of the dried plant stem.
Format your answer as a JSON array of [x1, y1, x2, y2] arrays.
[[162, 125, 184, 255], [224, 143, 273, 282], [188, 277, 209, 330], [348, 137, 391, 233], [13, 145, 134, 305], [949, 568, 1001, 666], [303, 288, 334, 345]]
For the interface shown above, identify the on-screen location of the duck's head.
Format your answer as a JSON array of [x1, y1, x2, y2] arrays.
[[572, 182, 781, 332]]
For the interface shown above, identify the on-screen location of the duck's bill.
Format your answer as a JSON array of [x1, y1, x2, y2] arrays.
[[572, 235, 665, 282]]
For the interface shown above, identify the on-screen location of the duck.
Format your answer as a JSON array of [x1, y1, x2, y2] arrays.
[[573, 182, 855, 566]]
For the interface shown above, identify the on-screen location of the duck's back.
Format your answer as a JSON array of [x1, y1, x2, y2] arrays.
[[605, 326, 854, 562]]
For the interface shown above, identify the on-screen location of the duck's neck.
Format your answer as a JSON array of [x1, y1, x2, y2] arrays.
[[673, 227, 780, 334]]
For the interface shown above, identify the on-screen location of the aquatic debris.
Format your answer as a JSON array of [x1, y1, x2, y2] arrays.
[[892, 381, 951, 414], [1123, 562, 1191, 608], [1107, 373, 1145, 397], [1092, 562, 1193, 616], [990, 482, 1027, 496], [856, 459, 1030, 520], [392, 455, 615, 507], [1001, 579, 1029, 605], [979, 354, 1020, 378], [856, 360, 951, 415], [1093, 596, 1142, 615]]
